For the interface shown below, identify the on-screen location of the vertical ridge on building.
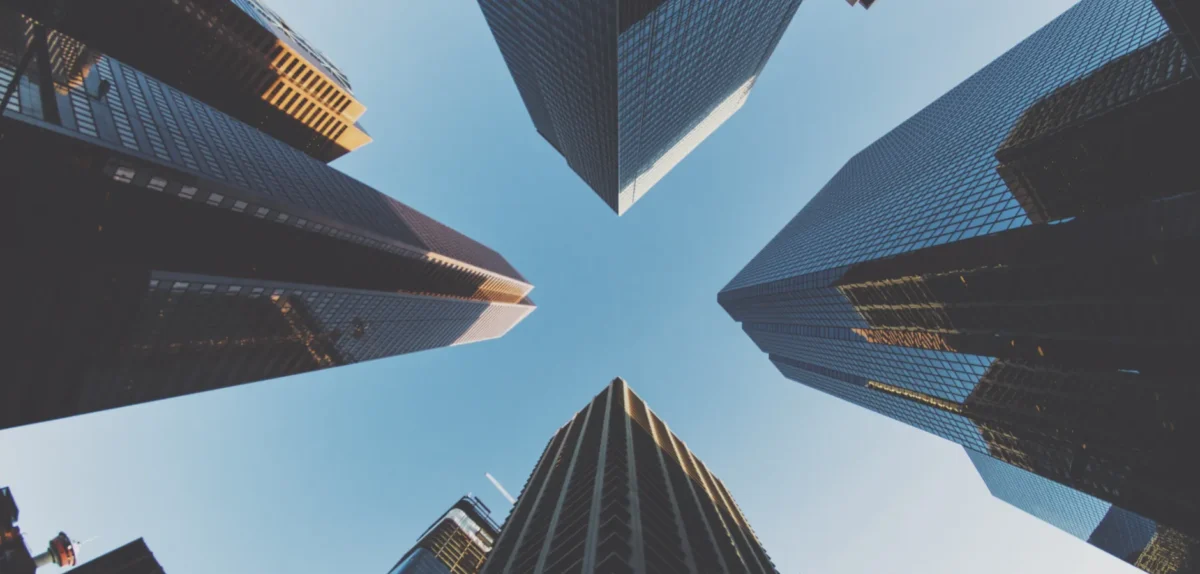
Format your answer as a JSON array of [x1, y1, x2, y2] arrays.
[[477, 0, 803, 215]]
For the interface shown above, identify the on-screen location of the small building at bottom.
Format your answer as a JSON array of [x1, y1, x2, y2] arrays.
[[1, 486, 165, 574], [387, 496, 499, 574]]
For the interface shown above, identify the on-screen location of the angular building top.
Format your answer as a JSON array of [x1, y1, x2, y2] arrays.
[[387, 496, 499, 574], [5, 0, 370, 162], [478, 0, 802, 215], [482, 378, 776, 574], [968, 451, 1197, 573], [69, 540, 165, 574], [1, 10, 534, 431]]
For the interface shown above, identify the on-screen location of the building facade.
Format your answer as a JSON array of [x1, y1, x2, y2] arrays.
[[968, 451, 1196, 574], [477, 0, 802, 215], [719, 0, 1200, 565], [69, 540, 165, 574], [2, 0, 369, 161], [481, 378, 775, 574], [387, 496, 499, 574], [0, 7, 535, 431]]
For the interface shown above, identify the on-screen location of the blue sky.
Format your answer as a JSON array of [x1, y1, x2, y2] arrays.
[[0, 1, 1143, 573]]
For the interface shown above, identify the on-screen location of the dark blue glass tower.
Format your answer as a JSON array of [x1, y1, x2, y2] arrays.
[[968, 450, 1196, 573], [0, 5, 535, 431], [719, 0, 1200, 568], [477, 0, 802, 215]]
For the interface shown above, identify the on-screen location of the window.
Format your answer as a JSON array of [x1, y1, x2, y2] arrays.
[[114, 166, 137, 183]]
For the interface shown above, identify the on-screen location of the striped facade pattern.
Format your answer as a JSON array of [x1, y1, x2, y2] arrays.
[[482, 379, 774, 574]]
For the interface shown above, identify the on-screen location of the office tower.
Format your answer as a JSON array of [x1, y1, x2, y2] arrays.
[[387, 496, 499, 574], [477, 0, 802, 215], [968, 452, 1197, 574], [2, 0, 369, 161], [0, 7, 535, 431], [481, 378, 776, 574], [846, 0, 877, 8], [720, 0, 1200, 559], [69, 540, 164, 574]]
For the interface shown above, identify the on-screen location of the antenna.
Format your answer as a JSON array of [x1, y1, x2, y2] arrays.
[[485, 473, 516, 505]]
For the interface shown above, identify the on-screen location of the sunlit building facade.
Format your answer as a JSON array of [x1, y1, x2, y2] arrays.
[[387, 497, 499, 574], [969, 451, 1196, 574], [0, 7, 535, 431], [719, 0, 1200, 566], [3, 0, 369, 161], [477, 0, 802, 215], [481, 378, 776, 574]]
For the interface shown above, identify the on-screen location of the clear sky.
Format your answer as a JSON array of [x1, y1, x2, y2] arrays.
[[0, 1, 1144, 573]]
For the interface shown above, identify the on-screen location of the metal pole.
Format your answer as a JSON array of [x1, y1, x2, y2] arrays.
[[0, 39, 36, 116]]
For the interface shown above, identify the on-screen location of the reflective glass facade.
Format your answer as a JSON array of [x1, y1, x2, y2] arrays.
[[5, 0, 370, 161], [388, 497, 499, 574], [0, 9, 534, 431], [482, 378, 776, 574], [720, 0, 1200, 562], [969, 450, 1197, 573], [478, 0, 801, 214]]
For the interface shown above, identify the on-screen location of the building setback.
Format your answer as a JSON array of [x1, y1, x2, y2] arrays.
[[2, 0, 370, 161], [387, 496, 499, 574], [0, 7, 534, 431], [476, 0, 802, 215], [719, 0, 1199, 570], [481, 378, 775, 574], [968, 451, 1196, 573]]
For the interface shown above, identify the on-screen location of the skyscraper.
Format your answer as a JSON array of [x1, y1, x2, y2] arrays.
[[387, 496, 499, 574], [69, 540, 165, 574], [2, 0, 370, 161], [719, 0, 1199, 561], [0, 5, 535, 431], [481, 378, 775, 574], [1, 487, 165, 574], [968, 451, 1196, 574], [476, 0, 802, 215]]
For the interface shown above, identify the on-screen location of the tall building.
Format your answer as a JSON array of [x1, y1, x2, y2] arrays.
[[387, 496, 499, 574], [1, 487, 163, 574], [481, 378, 775, 574], [477, 0, 802, 215], [1, 0, 370, 162], [69, 540, 164, 574], [0, 6, 535, 431], [719, 0, 1200, 566], [968, 451, 1197, 574]]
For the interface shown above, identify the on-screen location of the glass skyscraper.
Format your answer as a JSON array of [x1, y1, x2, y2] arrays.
[[481, 378, 776, 574], [69, 539, 165, 574], [968, 450, 1196, 574], [387, 496, 499, 574], [3, 0, 370, 162], [477, 0, 802, 215], [0, 4, 535, 431], [720, 0, 1199, 566]]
